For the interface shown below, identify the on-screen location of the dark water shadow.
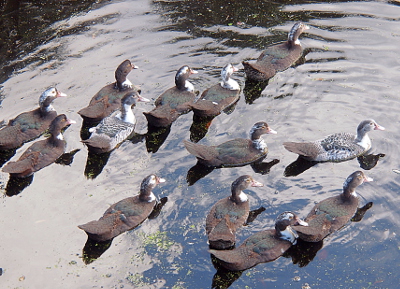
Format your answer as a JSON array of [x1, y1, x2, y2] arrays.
[[82, 238, 113, 264], [81, 197, 168, 264], [80, 119, 101, 141], [243, 79, 270, 104], [55, 149, 81, 166], [5, 174, 34, 196], [187, 159, 280, 186], [351, 202, 373, 222], [245, 206, 266, 225], [211, 254, 244, 289], [284, 156, 318, 177], [283, 238, 324, 268], [189, 115, 215, 143], [145, 124, 172, 153], [357, 153, 385, 170], [84, 151, 112, 179], [0, 148, 17, 168]]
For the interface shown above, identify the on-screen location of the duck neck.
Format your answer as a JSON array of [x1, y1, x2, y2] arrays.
[[355, 128, 371, 150], [276, 225, 298, 244], [343, 186, 357, 199], [288, 23, 302, 46], [117, 104, 136, 124], [139, 186, 156, 202], [116, 78, 133, 90], [48, 130, 64, 146], [250, 130, 267, 151], [176, 75, 194, 92], [220, 77, 240, 90], [230, 187, 248, 204]]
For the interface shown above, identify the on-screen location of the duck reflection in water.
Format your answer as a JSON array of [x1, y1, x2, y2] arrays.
[[145, 124, 171, 153]]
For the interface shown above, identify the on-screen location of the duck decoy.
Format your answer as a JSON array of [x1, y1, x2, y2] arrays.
[[292, 171, 372, 242], [242, 22, 309, 82], [184, 121, 277, 167], [143, 65, 198, 127], [2, 114, 75, 177], [210, 212, 308, 271], [78, 174, 166, 242], [283, 119, 385, 162], [0, 87, 66, 150], [82, 91, 149, 154], [78, 59, 140, 122], [190, 64, 240, 118], [206, 175, 263, 250]]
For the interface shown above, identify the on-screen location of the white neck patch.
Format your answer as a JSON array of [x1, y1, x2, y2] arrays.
[[252, 138, 267, 150], [147, 192, 156, 202], [56, 133, 64, 140], [280, 226, 297, 244], [185, 80, 195, 92], [220, 78, 240, 90], [237, 191, 248, 202], [121, 79, 133, 89], [357, 134, 371, 150]]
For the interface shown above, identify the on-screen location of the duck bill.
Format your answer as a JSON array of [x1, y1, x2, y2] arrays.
[[190, 69, 198, 75], [56, 90, 67, 98], [232, 66, 239, 72], [374, 124, 385, 131], [157, 177, 166, 184], [364, 176, 373, 182], [295, 217, 308, 226], [267, 128, 278, 134], [132, 64, 139, 69], [67, 119, 76, 125], [251, 180, 264, 187], [138, 95, 151, 102]]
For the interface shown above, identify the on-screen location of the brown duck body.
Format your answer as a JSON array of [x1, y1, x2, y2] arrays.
[[78, 174, 165, 242], [293, 171, 372, 242], [78, 60, 140, 122], [184, 121, 277, 167], [79, 195, 156, 242], [210, 212, 308, 271], [0, 87, 65, 150], [2, 114, 74, 177], [144, 87, 196, 127], [0, 109, 57, 150], [184, 138, 267, 167], [243, 22, 309, 82]]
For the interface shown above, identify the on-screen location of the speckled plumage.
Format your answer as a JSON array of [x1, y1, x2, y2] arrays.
[[283, 119, 385, 162], [144, 65, 198, 127], [78, 60, 140, 122], [78, 175, 165, 242], [184, 122, 277, 167], [292, 171, 372, 242], [210, 212, 308, 271], [243, 22, 309, 81], [206, 175, 263, 250], [191, 64, 240, 118], [82, 92, 149, 154], [2, 114, 74, 177], [0, 87, 65, 150]]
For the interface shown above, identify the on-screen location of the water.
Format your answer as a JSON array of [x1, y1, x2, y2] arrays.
[[1, 0, 400, 288]]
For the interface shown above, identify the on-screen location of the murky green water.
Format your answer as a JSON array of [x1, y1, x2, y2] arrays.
[[1, 0, 399, 288]]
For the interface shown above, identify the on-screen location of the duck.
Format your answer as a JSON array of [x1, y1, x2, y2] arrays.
[[283, 119, 385, 162], [242, 22, 310, 81], [143, 65, 198, 127], [0, 87, 66, 150], [292, 171, 372, 242], [82, 91, 150, 154], [78, 59, 140, 122], [190, 64, 240, 118], [183, 121, 277, 167], [2, 114, 75, 177], [209, 211, 308, 271], [206, 175, 264, 250], [78, 174, 165, 242]]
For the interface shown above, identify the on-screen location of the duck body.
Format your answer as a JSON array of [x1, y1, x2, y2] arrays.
[[144, 65, 198, 127], [283, 119, 385, 162], [2, 114, 75, 177], [0, 87, 66, 150], [82, 92, 149, 154], [184, 122, 277, 167], [206, 175, 263, 250], [78, 60, 140, 122], [78, 175, 165, 242], [191, 64, 240, 118], [210, 212, 308, 271], [293, 171, 372, 242], [243, 22, 309, 82]]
